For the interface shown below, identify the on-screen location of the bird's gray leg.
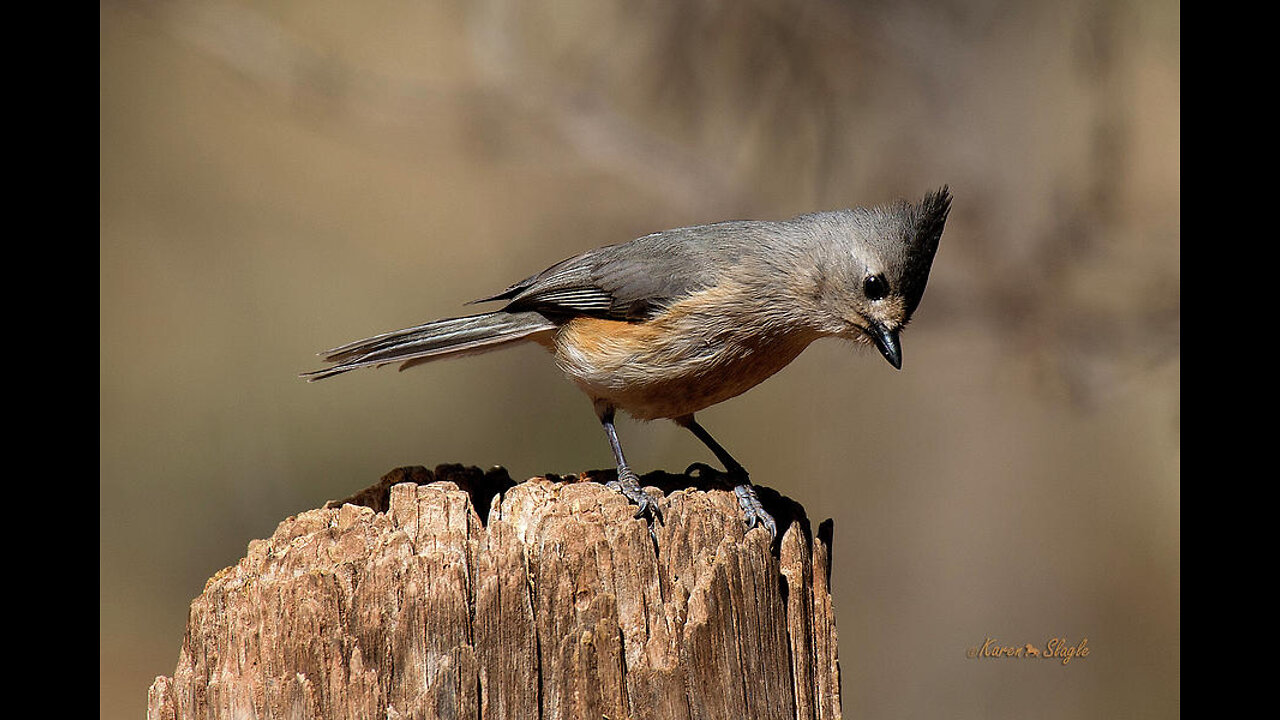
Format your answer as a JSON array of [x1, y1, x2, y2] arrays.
[[598, 404, 662, 524], [677, 415, 777, 538]]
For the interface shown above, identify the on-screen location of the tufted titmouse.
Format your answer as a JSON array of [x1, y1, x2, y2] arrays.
[[304, 187, 952, 536]]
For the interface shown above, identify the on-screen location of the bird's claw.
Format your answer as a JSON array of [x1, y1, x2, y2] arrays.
[[608, 468, 664, 524], [734, 483, 778, 540], [684, 464, 774, 537]]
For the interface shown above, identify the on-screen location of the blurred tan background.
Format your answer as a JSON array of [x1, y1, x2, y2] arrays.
[[101, 1, 1178, 717]]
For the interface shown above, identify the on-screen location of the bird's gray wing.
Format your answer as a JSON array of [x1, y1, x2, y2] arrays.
[[473, 223, 762, 321]]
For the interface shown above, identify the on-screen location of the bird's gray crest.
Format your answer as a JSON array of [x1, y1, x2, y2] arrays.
[[898, 186, 952, 319]]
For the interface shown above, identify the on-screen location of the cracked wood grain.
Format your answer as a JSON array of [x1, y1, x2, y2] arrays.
[[148, 464, 842, 719]]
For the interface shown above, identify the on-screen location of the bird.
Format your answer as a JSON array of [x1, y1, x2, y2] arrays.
[[304, 187, 952, 537]]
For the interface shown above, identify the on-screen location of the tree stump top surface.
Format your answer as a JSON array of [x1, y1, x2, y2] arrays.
[[148, 465, 841, 720]]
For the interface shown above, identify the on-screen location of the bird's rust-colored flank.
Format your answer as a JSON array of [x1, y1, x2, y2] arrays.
[[552, 283, 819, 421]]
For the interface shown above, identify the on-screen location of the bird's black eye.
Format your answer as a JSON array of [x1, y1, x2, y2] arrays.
[[864, 274, 888, 300]]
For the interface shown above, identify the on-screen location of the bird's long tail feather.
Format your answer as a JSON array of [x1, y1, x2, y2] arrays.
[[302, 311, 556, 381]]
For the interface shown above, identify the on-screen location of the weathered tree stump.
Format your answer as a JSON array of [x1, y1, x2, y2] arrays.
[[148, 464, 842, 719]]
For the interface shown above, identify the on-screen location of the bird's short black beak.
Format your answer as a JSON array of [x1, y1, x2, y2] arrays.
[[867, 323, 902, 370]]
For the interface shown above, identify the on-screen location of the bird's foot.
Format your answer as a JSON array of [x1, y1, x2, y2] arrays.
[[683, 463, 777, 539], [733, 482, 778, 540], [606, 467, 664, 525]]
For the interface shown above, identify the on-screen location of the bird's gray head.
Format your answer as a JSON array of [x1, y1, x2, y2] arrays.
[[806, 186, 952, 369]]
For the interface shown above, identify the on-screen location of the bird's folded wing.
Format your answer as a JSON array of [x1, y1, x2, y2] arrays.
[[472, 222, 769, 321]]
